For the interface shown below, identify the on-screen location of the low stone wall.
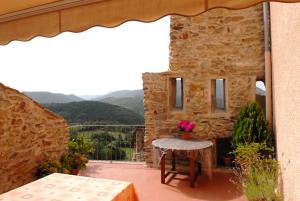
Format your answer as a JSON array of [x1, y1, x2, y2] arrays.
[[0, 83, 69, 194]]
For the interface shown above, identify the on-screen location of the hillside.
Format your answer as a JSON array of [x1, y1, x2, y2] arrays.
[[100, 96, 144, 115], [44, 101, 144, 125], [23, 91, 83, 104], [92, 89, 144, 115]]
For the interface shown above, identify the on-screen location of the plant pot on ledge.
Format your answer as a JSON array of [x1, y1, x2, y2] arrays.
[[181, 132, 191, 140], [177, 120, 195, 140], [223, 156, 233, 167], [70, 169, 79, 175]]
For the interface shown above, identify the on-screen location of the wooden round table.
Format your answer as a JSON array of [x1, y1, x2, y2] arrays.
[[152, 138, 213, 187]]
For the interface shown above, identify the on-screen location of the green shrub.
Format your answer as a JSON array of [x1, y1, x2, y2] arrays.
[[232, 102, 272, 148], [64, 134, 91, 170], [69, 134, 95, 156], [37, 135, 93, 178], [242, 159, 280, 201], [60, 153, 88, 170], [36, 161, 69, 178], [233, 143, 272, 170], [233, 143, 281, 201]]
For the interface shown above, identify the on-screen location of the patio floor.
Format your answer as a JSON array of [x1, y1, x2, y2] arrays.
[[80, 161, 247, 201]]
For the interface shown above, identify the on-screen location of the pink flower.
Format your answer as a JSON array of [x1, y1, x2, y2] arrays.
[[185, 123, 195, 132], [180, 120, 188, 127], [177, 120, 195, 132]]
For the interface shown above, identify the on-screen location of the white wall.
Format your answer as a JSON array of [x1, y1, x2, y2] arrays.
[[271, 3, 300, 200]]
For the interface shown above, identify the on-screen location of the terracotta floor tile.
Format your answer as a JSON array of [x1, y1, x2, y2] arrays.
[[80, 161, 247, 201]]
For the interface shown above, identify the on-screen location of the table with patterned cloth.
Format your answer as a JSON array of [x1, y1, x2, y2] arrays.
[[0, 173, 139, 201], [152, 138, 213, 188]]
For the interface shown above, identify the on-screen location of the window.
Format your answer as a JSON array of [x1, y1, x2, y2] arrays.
[[256, 80, 266, 114], [211, 79, 226, 112], [169, 77, 183, 109], [256, 81, 266, 96]]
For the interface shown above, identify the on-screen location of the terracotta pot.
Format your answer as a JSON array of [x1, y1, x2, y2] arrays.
[[181, 132, 191, 140], [223, 157, 233, 167], [70, 169, 79, 175]]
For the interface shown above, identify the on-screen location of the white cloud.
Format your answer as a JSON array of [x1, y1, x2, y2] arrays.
[[0, 17, 170, 95]]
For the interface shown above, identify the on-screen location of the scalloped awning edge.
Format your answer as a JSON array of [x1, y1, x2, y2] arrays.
[[0, 0, 300, 45]]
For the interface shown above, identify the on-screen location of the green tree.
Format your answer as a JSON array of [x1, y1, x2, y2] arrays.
[[232, 102, 272, 148], [90, 132, 126, 160]]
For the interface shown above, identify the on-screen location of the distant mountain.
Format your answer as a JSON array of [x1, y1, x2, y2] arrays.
[[44, 101, 144, 125], [93, 89, 143, 100], [23, 91, 84, 104], [78, 95, 100, 100], [94, 89, 144, 116]]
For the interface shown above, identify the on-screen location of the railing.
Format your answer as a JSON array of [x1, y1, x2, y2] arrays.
[[69, 125, 145, 162]]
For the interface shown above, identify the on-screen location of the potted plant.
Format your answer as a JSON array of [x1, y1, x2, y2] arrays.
[[223, 153, 234, 167], [36, 160, 69, 178], [177, 120, 195, 139], [60, 153, 88, 175], [70, 153, 88, 175], [69, 135, 95, 156]]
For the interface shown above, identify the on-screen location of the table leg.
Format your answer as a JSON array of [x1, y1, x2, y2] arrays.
[[160, 153, 166, 184], [207, 148, 213, 180], [189, 153, 196, 188], [171, 151, 176, 171]]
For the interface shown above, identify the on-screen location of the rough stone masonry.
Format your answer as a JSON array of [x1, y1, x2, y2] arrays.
[[0, 83, 69, 193], [143, 4, 265, 169]]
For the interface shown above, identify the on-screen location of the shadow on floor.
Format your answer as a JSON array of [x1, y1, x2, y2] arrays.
[[166, 172, 244, 201], [80, 161, 246, 201]]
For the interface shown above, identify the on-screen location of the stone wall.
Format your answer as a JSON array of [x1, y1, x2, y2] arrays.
[[0, 83, 69, 194], [270, 3, 300, 200], [143, 5, 265, 167]]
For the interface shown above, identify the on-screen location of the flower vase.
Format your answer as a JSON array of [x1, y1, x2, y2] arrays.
[[182, 132, 190, 140], [71, 169, 79, 175]]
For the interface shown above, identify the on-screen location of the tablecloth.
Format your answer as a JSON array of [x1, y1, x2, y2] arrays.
[[0, 173, 139, 201]]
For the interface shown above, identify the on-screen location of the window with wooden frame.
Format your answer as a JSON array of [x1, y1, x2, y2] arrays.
[[211, 79, 226, 112], [169, 77, 184, 110]]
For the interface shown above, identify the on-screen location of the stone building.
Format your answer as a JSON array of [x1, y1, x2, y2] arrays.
[[1, 1, 300, 200], [0, 83, 69, 193], [143, 5, 265, 167]]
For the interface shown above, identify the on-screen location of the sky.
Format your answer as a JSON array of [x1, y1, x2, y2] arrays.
[[0, 17, 170, 96]]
